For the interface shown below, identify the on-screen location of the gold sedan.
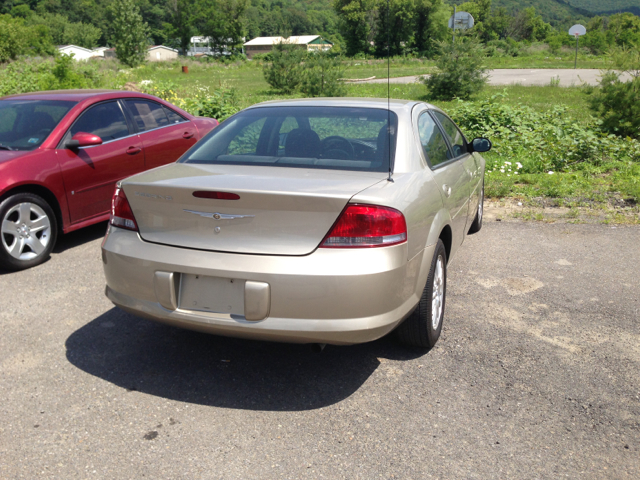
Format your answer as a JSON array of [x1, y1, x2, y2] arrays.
[[101, 99, 490, 349]]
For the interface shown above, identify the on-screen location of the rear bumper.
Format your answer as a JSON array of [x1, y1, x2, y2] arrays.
[[102, 226, 431, 345]]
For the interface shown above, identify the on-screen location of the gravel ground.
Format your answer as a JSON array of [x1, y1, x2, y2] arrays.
[[1, 220, 638, 479]]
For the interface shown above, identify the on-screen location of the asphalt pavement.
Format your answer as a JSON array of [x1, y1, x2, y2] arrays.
[[360, 69, 633, 86], [1, 220, 639, 479]]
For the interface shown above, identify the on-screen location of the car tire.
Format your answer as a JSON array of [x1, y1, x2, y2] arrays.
[[396, 239, 447, 349], [0, 193, 58, 271], [467, 183, 483, 235]]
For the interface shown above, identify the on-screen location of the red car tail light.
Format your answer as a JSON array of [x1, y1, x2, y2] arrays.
[[110, 186, 138, 231], [320, 204, 407, 248]]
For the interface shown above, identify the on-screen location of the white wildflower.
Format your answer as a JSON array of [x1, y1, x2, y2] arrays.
[[548, 171, 554, 174], [140, 80, 153, 86]]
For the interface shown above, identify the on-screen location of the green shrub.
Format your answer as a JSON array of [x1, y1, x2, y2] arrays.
[[423, 39, 488, 101], [586, 47, 640, 139], [140, 81, 241, 122], [450, 91, 640, 175], [299, 52, 346, 97], [0, 15, 51, 62], [0, 57, 106, 96], [587, 73, 640, 139], [262, 42, 305, 93]]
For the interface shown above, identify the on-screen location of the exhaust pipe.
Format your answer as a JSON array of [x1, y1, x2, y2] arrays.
[[311, 343, 326, 353]]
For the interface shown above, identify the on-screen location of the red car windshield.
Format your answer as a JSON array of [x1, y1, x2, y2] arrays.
[[0, 99, 76, 151]]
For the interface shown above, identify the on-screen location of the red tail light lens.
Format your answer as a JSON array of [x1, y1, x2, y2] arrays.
[[320, 204, 407, 248], [110, 186, 138, 231]]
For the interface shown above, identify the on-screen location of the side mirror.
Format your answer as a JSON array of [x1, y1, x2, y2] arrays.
[[470, 137, 492, 153], [66, 132, 103, 149]]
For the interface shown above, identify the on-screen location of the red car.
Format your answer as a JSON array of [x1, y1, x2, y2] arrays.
[[0, 90, 219, 271]]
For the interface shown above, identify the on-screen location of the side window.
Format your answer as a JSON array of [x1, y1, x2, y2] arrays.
[[163, 106, 186, 124], [125, 99, 169, 132], [68, 101, 129, 141], [417, 112, 451, 167], [433, 111, 466, 158], [227, 117, 267, 155]]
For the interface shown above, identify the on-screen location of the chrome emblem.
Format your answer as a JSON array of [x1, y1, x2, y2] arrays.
[[184, 210, 255, 220], [135, 192, 173, 201]]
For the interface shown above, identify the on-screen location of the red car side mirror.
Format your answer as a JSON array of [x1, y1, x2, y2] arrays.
[[66, 132, 103, 149]]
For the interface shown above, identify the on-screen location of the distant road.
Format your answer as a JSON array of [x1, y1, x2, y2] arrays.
[[359, 69, 633, 86]]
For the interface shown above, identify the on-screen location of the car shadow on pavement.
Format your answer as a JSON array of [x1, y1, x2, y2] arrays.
[[66, 307, 426, 411], [53, 221, 108, 254]]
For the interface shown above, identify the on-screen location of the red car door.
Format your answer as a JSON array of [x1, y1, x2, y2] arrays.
[[123, 99, 197, 169], [57, 100, 144, 223]]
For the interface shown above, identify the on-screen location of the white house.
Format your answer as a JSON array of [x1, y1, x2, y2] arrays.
[[57, 45, 95, 61], [243, 35, 333, 59], [91, 47, 110, 57], [147, 45, 179, 62]]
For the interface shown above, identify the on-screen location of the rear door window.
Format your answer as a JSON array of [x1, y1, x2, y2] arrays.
[[66, 101, 130, 142], [417, 112, 451, 168], [125, 99, 170, 132], [163, 106, 186, 124]]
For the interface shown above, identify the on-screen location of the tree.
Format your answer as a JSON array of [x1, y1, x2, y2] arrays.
[[374, 0, 415, 58], [169, 0, 195, 54], [333, 0, 377, 57], [411, 0, 448, 56], [263, 41, 305, 93], [196, 0, 247, 56], [0, 15, 25, 62], [108, 0, 150, 67], [423, 38, 488, 100], [507, 7, 550, 42], [300, 51, 346, 97]]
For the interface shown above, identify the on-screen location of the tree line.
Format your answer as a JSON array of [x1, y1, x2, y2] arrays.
[[1, 0, 639, 65]]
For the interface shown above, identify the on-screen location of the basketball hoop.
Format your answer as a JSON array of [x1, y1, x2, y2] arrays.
[[568, 25, 586, 69]]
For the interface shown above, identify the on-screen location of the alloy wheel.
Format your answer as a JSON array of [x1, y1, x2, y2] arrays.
[[431, 255, 445, 330], [1, 202, 52, 261]]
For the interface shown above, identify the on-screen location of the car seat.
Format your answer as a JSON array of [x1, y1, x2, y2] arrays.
[[284, 128, 321, 158], [30, 112, 56, 135]]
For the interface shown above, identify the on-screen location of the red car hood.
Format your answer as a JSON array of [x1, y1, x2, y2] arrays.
[[0, 149, 33, 164]]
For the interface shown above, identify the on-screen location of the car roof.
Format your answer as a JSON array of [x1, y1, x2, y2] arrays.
[[0, 89, 156, 102], [249, 97, 427, 112]]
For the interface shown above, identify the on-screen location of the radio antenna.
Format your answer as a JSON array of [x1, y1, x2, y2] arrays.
[[386, 0, 393, 183]]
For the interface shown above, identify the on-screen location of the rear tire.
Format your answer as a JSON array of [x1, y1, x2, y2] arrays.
[[396, 239, 447, 349], [0, 193, 58, 271], [468, 184, 483, 235]]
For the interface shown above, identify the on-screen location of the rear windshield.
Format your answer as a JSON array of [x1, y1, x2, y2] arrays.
[[181, 106, 398, 172], [0, 100, 76, 151]]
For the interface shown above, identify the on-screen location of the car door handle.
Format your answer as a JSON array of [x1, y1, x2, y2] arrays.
[[182, 132, 194, 139], [126, 146, 141, 155], [442, 184, 452, 197]]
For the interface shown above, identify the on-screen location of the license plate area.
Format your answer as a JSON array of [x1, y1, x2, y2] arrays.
[[179, 274, 244, 315]]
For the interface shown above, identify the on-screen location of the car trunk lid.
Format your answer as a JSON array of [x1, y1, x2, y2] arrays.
[[122, 163, 386, 255]]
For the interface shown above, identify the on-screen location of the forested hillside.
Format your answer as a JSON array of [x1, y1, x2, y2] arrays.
[[567, 0, 640, 15], [0, 0, 638, 62]]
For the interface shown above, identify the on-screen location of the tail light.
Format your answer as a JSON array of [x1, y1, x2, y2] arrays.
[[320, 204, 407, 248], [110, 186, 138, 231]]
